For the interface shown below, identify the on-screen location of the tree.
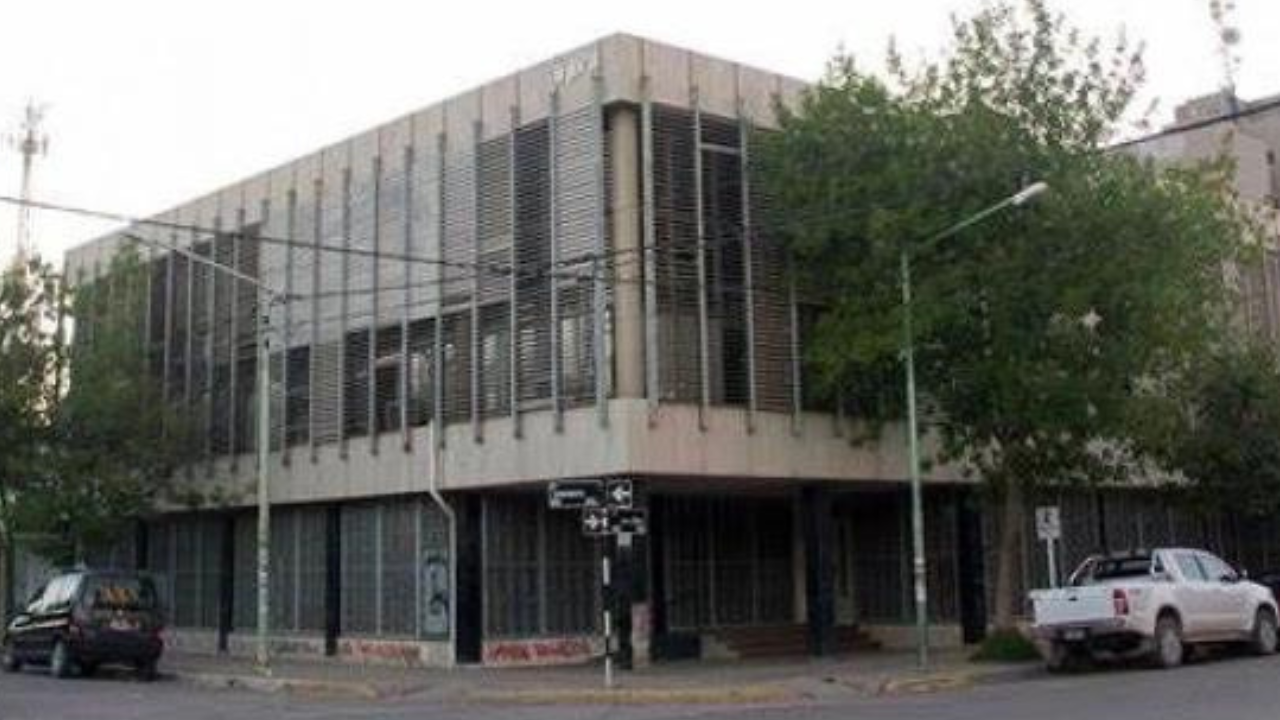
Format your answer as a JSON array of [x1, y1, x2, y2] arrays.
[[0, 246, 181, 565], [757, 0, 1254, 630], [44, 246, 183, 558], [1161, 344, 1280, 521], [0, 258, 63, 561]]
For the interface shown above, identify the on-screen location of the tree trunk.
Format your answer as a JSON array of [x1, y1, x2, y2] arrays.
[[993, 479, 1025, 631]]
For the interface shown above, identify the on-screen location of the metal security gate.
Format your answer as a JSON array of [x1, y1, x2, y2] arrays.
[[659, 495, 794, 631]]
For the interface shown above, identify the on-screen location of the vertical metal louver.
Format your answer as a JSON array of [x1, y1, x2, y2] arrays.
[[189, 238, 212, 463], [477, 135, 514, 420], [650, 106, 701, 403], [699, 115, 748, 407], [311, 168, 347, 448], [440, 138, 476, 425], [344, 158, 377, 442], [376, 155, 409, 437], [210, 229, 235, 456], [513, 121, 553, 409], [553, 105, 604, 407], [744, 132, 798, 415]]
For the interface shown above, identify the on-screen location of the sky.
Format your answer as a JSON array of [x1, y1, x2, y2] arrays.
[[1, 0, 1277, 266]]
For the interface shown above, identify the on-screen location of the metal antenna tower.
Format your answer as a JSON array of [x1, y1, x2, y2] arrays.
[[7, 100, 50, 264], [1209, 0, 1243, 114]]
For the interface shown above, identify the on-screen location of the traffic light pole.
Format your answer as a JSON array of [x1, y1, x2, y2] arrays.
[[602, 547, 613, 690]]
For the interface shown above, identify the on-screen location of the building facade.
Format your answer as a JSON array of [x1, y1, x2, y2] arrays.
[[65, 37, 1279, 668], [1126, 90, 1280, 339]]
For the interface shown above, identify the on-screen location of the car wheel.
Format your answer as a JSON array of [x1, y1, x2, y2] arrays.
[[1, 643, 20, 673], [50, 640, 76, 679], [1252, 608, 1278, 656], [135, 659, 158, 682], [79, 661, 97, 678], [1153, 614, 1184, 669]]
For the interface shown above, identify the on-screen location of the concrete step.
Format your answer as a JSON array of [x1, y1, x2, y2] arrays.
[[710, 624, 881, 659]]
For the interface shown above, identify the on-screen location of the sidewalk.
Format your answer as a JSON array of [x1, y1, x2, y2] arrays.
[[163, 648, 1041, 705]]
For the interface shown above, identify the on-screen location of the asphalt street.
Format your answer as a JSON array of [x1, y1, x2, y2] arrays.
[[4, 653, 1280, 720]]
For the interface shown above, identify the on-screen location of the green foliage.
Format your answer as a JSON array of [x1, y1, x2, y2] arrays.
[[48, 246, 184, 552], [1156, 344, 1280, 518], [756, 0, 1255, 626], [0, 246, 183, 560], [0, 258, 64, 550], [971, 628, 1042, 663]]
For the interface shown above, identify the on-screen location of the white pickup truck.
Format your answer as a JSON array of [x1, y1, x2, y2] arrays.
[[1029, 548, 1278, 670]]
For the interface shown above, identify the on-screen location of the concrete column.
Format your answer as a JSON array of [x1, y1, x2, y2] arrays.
[[801, 485, 836, 656], [324, 505, 341, 656], [608, 105, 645, 399]]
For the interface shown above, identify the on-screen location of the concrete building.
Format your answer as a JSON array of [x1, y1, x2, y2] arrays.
[[1125, 90, 1280, 340], [67, 34, 986, 667], [66, 37, 1280, 669]]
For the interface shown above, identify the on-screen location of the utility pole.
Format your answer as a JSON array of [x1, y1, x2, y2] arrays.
[[255, 288, 277, 673], [123, 231, 284, 674], [6, 101, 50, 265]]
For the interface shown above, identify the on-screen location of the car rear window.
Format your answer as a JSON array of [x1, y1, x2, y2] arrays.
[[1089, 556, 1153, 581], [87, 577, 157, 611]]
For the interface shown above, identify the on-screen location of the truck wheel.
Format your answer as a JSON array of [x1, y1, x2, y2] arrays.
[[1046, 642, 1076, 673], [1153, 614, 1184, 669], [50, 640, 76, 679], [1251, 608, 1278, 656]]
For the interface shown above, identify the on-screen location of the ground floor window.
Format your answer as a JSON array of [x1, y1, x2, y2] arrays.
[[340, 498, 446, 638], [483, 494, 599, 638], [147, 515, 221, 630], [660, 495, 795, 630]]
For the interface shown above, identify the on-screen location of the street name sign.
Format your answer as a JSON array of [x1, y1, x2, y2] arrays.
[[548, 480, 605, 510]]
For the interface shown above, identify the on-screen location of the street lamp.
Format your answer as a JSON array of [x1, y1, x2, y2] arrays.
[[902, 181, 1048, 671]]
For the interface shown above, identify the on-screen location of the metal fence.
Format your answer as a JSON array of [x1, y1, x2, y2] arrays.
[[482, 493, 599, 638]]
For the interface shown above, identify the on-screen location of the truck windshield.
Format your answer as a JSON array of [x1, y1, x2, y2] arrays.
[[1087, 556, 1153, 582]]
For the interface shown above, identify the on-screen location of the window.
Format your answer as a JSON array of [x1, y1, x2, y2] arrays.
[[1089, 556, 1153, 582], [233, 355, 256, 454], [1175, 553, 1207, 582], [85, 576, 158, 612], [340, 499, 430, 637], [1198, 553, 1236, 583], [374, 325, 404, 433], [285, 346, 310, 446], [480, 305, 511, 417], [31, 576, 81, 614], [406, 318, 435, 427], [484, 495, 599, 638]]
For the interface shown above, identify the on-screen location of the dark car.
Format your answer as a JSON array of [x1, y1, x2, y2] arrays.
[[2, 571, 164, 680], [1255, 570, 1280, 603]]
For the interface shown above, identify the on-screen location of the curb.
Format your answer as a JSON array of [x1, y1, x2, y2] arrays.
[[168, 661, 1042, 705], [172, 670, 411, 700], [869, 662, 1041, 696], [877, 671, 979, 695], [462, 684, 799, 706]]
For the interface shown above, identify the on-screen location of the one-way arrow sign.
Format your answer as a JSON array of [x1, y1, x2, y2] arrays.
[[605, 479, 633, 509]]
